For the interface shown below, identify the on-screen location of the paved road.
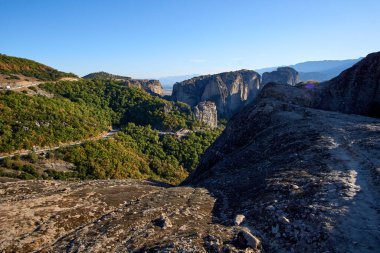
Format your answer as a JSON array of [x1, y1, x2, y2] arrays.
[[0, 129, 120, 160], [10, 82, 43, 90], [0, 128, 191, 161]]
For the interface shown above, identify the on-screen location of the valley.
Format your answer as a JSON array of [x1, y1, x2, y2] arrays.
[[0, 51, 379, 252]]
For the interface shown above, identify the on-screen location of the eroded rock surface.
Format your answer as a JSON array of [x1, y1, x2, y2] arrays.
[[318, 51, 380, 117], [172, 70, 261, 118], [123, 79, 164, 96], [0, 180, 247, 252], [185, 83, 380, 252], [194, 101, 218, 128]]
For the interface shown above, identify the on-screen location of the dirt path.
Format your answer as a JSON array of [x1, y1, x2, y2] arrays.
[[323, 116, 380, 252]]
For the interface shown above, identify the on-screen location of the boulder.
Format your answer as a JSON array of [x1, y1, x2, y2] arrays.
[[236, 228, 261, 249], [154, 214, 173, 229], [234, 214, 246, 226]]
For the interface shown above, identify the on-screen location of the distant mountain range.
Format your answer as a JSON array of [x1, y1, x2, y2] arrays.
[[256, 58, 363, 82], [158, 58, 363, 88]]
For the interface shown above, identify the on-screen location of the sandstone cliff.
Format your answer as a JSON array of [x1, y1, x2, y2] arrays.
[[172, 70, 261, 118], [262, 67, 300, 86], [193, 101, 218, 128]]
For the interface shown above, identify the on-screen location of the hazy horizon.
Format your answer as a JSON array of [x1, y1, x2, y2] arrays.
[[1, 0, 379, 79]]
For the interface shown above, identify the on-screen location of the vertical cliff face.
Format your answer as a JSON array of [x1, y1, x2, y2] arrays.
[[193, 101, 218, 128], [172, 70, 261, 118], [318, 51, 380, 117], [262, 67, 300, 86]]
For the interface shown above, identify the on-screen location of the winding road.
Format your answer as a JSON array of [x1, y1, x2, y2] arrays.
[[0, 128, 191, 161], [0, 129, 120, 161]]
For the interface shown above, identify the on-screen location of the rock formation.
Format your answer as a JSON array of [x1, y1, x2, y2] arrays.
[[1, 52, 380, 252], [83, 71, 164, 96], [262, 67, 300, 86], [193, 101, 218, 128], [172, 70, 261, 118], [317, 51, 380, 117], [123, 79, 164, 96], [184, 52, 380, 252]]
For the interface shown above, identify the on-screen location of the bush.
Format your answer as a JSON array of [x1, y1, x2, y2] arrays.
[[28, 152, 39, 163]]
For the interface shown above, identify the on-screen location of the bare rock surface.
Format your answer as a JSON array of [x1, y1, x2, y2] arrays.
[[194, 101, 218, 128], [123, 79, 164, 96], [0, 180, 243, 252], [185, 82, 380, 252], [317, 51, 380, 117], [172, 69, 261, 118]]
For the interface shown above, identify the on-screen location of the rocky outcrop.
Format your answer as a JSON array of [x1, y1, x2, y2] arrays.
[[185, 53, 380, 252], [0, 180, 245, 252], [123, 79, 164, 96], [317, 51, 380, 117], [193, 101, 218, 128], [262, 67, 300, 86], [83, 71, 164, 96], [172, 70, 261, 118]]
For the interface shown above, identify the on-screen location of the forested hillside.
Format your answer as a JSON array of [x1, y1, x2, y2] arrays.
[[0, 79, 222, 184], [0, 54, 77, 81]]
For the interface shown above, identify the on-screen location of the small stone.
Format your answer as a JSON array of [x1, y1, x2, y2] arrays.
[[279, 216, 290, 224], [153, 214, 172, 229], [265, 205, 275, 211], [291, 184, 300, 190], [234, 214, 245, 226], [236, 227, 261, 249], [179, 224, 187, 231]]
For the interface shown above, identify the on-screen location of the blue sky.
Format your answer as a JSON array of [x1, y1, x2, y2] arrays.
[[1, 0, 379, 78]]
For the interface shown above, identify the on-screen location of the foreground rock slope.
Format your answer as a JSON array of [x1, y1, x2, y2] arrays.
[[185, 52, 380, 252], [1, 52, 379, 252], [0, 180, 241, 252]]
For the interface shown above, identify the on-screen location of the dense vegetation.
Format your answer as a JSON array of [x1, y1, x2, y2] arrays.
[[0, 124, 223, 184], [82, 71, 132, 81], [0, 78, 223, 184], [0, 79, 199, 153], [0, 90, 111, 153], [0, 54, 77, 81], [41, 79, 199, 130]]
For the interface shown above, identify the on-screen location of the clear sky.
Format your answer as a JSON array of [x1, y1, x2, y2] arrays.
[[1, 0, 379, 78]]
